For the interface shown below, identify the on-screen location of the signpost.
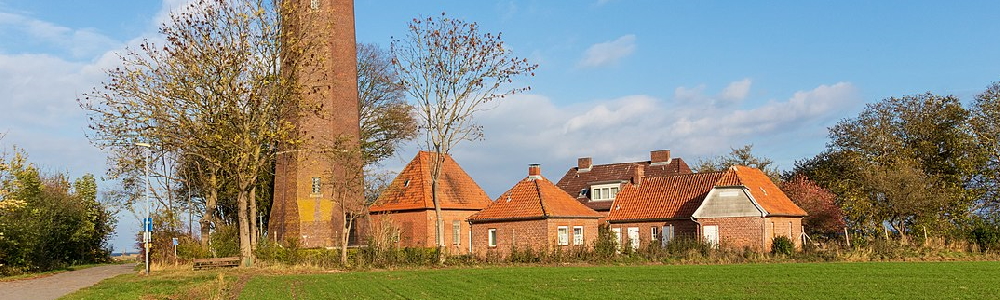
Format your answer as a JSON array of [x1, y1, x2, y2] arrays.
[[143, 218, 152, 274]]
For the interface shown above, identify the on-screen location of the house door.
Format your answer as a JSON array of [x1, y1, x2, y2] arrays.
[[627, 227, 640, 250], [702, 225, 719, 248], [661, 225, 674, 247]]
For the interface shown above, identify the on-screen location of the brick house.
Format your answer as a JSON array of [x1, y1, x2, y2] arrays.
[[555, 150, 692, 220], [369, 151, 492, 254], [468, 164, 602, 256], [607, 165, 807, 252]]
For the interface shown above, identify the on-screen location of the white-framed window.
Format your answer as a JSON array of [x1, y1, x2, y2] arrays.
[[703, 225, 719, 249], [627, 227, 640, 249], [651, 226, 659, 243], [557, 226, 569, 245], [590, 183, 620, 201], [661, 225, 675, 246], [573, 226, 584, 245], [488, 228, 497, 247], [789, 221, 794, 240], [452, 220, 461, 245], [311, 177, 322, 194]]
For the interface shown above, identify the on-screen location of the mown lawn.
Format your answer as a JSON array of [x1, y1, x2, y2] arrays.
[[64, 261, 1000, 299], [237, 261, 1000, 299]]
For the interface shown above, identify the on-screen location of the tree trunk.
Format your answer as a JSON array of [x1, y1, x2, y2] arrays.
[[249, 186, 258, 252], [200, 168, 219, 247], [237, 184, 253, 267], [430, 151, 446, 262], [341, 212, 351, 265]]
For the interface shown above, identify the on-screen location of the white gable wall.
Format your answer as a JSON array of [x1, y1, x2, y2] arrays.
[[692, 186, 767, 218]]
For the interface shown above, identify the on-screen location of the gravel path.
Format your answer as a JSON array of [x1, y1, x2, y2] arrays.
[[0, 264, 135, 300]]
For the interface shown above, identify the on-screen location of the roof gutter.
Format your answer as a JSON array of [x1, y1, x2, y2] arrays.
[[467, 216, 547, 224], [607, 217, 692, 224], [766, 213, 808, 218]]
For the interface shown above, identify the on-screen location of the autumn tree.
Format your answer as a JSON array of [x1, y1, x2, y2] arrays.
[[357, 42, 417, 167], [969, 81, 1000, 220], [804, 93, 980, 237], [81, 0, 311, 266], [695, 144, 781, 182], [780, 174, 845, 238], [0, 146, 115, 275], [391, 13, 537, 251]]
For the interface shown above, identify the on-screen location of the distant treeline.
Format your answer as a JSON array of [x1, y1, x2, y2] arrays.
[[0, 147, 117, 276]]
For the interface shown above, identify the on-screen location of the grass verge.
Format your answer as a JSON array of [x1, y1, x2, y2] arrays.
[[0, 263, 116, 282]]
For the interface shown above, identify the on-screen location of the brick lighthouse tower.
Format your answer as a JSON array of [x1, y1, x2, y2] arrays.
[[269, 0, 362, 248]]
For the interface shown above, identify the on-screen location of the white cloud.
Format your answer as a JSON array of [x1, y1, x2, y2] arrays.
[[0, 12, 120, 58], [720, 78, 752, 102], [674, 79, 754, 107], [578, 34, 636, 68], [424, 81, 861, 196]]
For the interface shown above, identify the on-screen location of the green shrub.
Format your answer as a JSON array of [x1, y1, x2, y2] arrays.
[[177, 237, 212, 260], [968, 220, 1000, 253], [209, 225, 239, 258], [592, 224, 617, 259], [508, 245, 541, 263], [771, 236, 794, 256], [255, 237, 301, 265], [664, 235, 711, 257]]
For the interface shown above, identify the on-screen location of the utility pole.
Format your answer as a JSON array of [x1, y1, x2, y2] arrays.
[[136, 142, 153, 275]]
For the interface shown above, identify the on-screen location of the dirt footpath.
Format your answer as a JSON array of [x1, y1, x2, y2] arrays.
[[0, 264, 135, 300]]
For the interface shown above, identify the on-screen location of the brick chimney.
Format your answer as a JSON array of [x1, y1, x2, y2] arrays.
[[578, 157, 592, 172], [650, 150, 671, 165], [631, 164, 645, 185], [528, 164, 542, 178]]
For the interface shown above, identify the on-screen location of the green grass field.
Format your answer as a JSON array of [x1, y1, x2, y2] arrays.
[[66, 261, 1000, 299], [238, 261, 1000, 299]]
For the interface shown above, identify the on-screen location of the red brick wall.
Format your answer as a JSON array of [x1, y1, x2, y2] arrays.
[[269, 0, 362, 249], [610, 220, 698, 247], [471, 219, 546, 257], [546, 219, 600, 250], [764, 217, 804, 250], [368, 209, 478, 254], [470, 218, 599, 257], [700, 217, 766, 251]]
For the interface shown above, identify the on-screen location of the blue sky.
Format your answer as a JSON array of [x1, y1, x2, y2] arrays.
[[2, 0, 999, 252]]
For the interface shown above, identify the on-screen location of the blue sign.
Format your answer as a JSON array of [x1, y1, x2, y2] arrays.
[[144, 218, 153, 232], [172, 238, 178, 246]]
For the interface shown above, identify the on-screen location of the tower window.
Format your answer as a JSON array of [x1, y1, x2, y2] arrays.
[[311, 177, 322, 194]]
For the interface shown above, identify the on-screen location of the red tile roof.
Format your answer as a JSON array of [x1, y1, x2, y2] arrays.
[[728, 166, 807, 217], [370, 151, 493, 212], [607, 166, 807, 221], [555, 159, 692, 211], [607, 172, 727, 221], [468, 175, 602, 223]]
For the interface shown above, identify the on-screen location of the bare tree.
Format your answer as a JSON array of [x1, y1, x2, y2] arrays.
[[391, 13, 537, 252], [80, 0, 313, 266]]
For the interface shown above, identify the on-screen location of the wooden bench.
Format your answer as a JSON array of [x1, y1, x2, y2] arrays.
[[192, 257, 241, 270]]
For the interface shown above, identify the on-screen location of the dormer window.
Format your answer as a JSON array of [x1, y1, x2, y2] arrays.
[[591, 183, 620, 201]]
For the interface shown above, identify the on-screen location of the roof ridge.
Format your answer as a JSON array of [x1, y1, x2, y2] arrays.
[[535, 178, 548, 217]]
